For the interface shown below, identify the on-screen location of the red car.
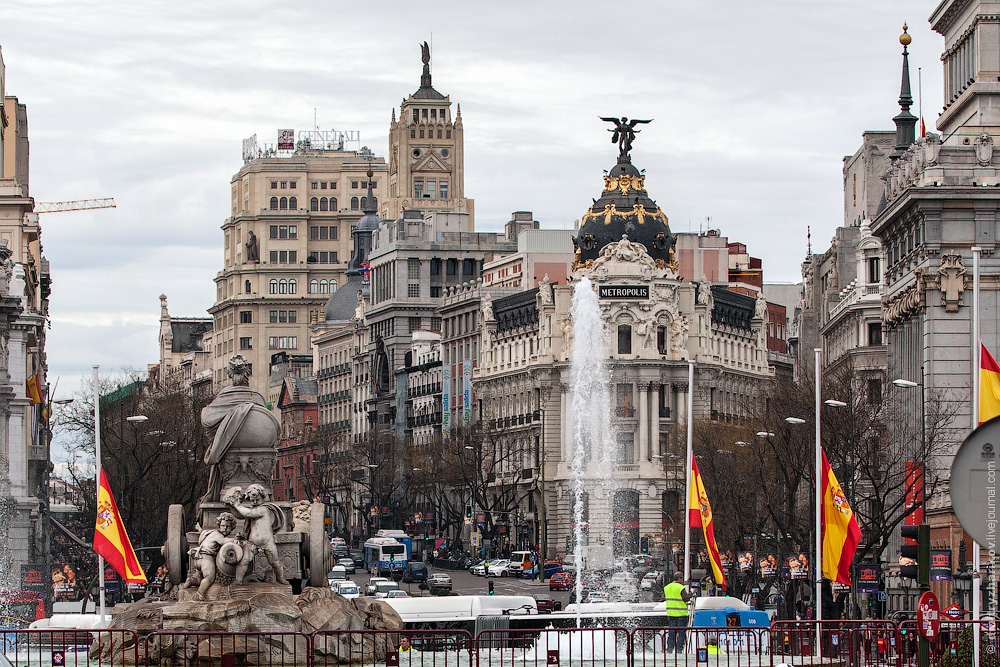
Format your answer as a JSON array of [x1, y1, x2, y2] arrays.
[[549, 572, 572, 591], [532, 594, 561, 613]]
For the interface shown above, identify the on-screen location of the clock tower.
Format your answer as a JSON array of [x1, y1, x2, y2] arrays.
[[381, 42, 474, 227]]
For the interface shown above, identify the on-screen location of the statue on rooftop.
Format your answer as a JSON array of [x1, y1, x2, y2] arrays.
[[600, 116, 652, 160]]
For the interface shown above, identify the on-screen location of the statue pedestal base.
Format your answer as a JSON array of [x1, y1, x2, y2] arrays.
[[176, 581, 293, 603]]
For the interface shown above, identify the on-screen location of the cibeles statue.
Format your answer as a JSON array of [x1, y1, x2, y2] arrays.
[[200, 355, 280, 505]]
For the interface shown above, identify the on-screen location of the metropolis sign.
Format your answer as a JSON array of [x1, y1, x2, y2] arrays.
[[599, 285, 649, 299]]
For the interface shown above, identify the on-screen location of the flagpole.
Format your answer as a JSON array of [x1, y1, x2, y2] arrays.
[[683, 360, 694, 585], [972, 247, 983, 667], [93, 365, 106, 625], [814, 348, 823, 657]]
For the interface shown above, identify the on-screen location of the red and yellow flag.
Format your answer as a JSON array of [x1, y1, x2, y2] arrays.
[[93, 470, 147, 583], [25, 373, 42, 405], [689, 455, 727, 592], [821, 450, 861, 585], [981, 343, 1000, 425]]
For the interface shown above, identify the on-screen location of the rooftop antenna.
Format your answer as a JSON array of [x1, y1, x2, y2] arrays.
[[314, 108, 318, 132], [807, 226, 812, 255]]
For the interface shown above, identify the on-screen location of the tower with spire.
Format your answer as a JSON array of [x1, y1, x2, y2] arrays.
[[382, 41, 474, 226], [890, 25, 917, 160]]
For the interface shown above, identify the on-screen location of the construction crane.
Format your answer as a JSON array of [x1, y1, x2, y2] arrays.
[[35, 198, 116, 214]]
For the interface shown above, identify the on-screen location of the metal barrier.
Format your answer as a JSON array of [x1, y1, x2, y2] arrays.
[[0, 628, 138, 667], [771, 620, 902, 667], [313, 629, 473, 667], [475, 627, 631, 667], [145, 631, 311, 666], [931, 619, 1000, 664], [632, 626, 770, 667]]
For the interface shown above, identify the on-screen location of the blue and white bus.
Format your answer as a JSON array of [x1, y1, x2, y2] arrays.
[[363, 537, 407, 575]]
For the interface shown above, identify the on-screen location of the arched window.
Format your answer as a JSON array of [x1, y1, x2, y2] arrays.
[[319, 280, 328, 294], [289, 197, 297, 209], [279, 197, 288, 210], [329, 281, 337, 293], [361, 197, 368, 209], [310, 197, 319, 211], [279, 279, 287, 294], [269, 279, 278, 294], [618, 324, 632, 354], [330, 197, 337, 210], [245, 279, 252, 293], [289, 279, 297, 294], [270, 197, 278, 210], [319, 198, 328, 211], [351, 197, 359, 210], [310, 280, 318, 294], [370, 196, 377, 209]]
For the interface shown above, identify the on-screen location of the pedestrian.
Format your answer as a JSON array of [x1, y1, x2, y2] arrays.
[[663, 572, 692, 653], [399, 636, 418, 653]]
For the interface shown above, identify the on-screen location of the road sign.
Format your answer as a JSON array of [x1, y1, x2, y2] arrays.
[[943, 604, 964, 620], [470, 532, 481, 547], [950, 418, 1000, 546], [918, 591, 940, 640]]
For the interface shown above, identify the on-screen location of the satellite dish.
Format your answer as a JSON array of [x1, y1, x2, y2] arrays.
[[950, 416, 1000, 547]]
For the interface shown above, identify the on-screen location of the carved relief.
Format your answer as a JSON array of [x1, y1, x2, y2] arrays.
[[976, 132, 994, 166], [590, 235, 658, 274], [670, 315, 689, 358], [924, 133, 941, 165], [938, 253, 967, 312]]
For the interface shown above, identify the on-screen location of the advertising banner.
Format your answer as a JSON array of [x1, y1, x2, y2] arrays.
[[785, 552, 811, 579], [52, 563, 79, 600], [930, 549, 953, 581], [737, 551, 754, 572], [856, 562, 880, 593], [463, 360, 472, 423], [904, 461, 924, 529], [21, 564, 45, 596], [442, 365, 451, 436], [277, 129, 295, 151], [757, 552, 778, 578]]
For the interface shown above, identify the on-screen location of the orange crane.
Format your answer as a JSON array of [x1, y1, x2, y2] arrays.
[[35, 198, 116, 214]]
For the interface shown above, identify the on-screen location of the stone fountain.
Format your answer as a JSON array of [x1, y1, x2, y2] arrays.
[[90, 355, 402, 664]]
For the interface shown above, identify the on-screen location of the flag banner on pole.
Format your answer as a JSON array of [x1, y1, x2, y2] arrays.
[[26, 372, 42, 405], [980, 343, 1000, 424], [94, 469, 147, 583], [689, 455, 727, 591], [821, 450, 861, 585]]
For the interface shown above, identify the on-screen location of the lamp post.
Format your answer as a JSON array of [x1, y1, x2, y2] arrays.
[[892, 371, 927, 520]]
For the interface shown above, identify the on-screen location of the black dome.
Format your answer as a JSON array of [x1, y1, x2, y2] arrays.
[[573, 156, 675, 268]]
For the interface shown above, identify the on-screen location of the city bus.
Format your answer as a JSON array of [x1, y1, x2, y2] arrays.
[[363, 537, 407, 575]]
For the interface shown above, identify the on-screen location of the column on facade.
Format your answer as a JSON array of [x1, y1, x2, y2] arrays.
[[637, 382, 649, 463], [676, 382, 687, 427], [650, 383, 660, 459], [561, 386, 571, 462]]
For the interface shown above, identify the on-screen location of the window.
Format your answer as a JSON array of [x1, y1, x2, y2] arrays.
[[289, 181, 296, 189], [408, 259, 421, 279], [270, 310, 278, 323], [868, 257, 881, 284], [310, 226, 319, 240], [656, 326, 667, 354], [289, 279, 297, 294], [408, 283, 420, 297], [271, 181, 278, 189], [269, 280, 278, 294], [311, 197, 319, 211], [446, 259, 457, 275], [330, 226, 337, 240], [319, 198, 327, 211], [462, 259, 474, 275], [616, 433, 635, 465], [868, 322, 883, 345], [288, 310, 297, 323], [431, 317, 442, 332], [240, 337, 252, 350], [311, 182, 318, 189], [439, 181, 449, 199], [430, 258, 441, 275], [310, 279, 319, 293], [270, 197, 278, 210], [352, 181, 359, 189], [426, 181, 436, 198], [279, 197, 288, 210], [351, 197, 359, 210], [289, 251, 297, 263], [245, 279, 252, 293], [320, 182, 327, 189], [409, 317, 422, 332], [240, 311, 252, 324], [330, 183, 336, 190], [616, 384, 634, 417], [270, 251, 278, 264], [618, 324, 632, 354], [278, 310, 287, 323], [867, 378, 883, 405], [289, 197, 297, 209], [414, 180, 423, 199], [330, 197, 337, 210], [289, 225, 297, 239], [280, 181, 287, 189], [430, 285, 442, 298], [279, 280, 287, 294], [410, 129, 416, 139], [446, 130, 451, 139]]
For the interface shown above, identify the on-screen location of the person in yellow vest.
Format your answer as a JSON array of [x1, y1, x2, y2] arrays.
[[399, 636, 418, 653], [664, 572, 692, 653]]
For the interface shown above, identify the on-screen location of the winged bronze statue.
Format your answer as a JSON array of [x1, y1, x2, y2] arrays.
[[600, 116, 653, 160], [421, 41, 430, 66]]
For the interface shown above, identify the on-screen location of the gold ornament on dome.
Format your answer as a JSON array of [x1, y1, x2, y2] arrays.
[[582, 203, 668, 226], [571, 259, 595, 271], [602, 174, 646, 196]]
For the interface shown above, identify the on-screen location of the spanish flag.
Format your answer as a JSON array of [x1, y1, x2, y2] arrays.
[[93, 469, 147, 583], [689, 455, 727, 592], [25, 372, 42, 405], [821, 450, 861, 585], [981, 343, 1000, 424]]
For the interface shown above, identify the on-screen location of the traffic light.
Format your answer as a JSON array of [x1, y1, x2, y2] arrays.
[[389, 553, 395, 563], [899, 524, 930, 587], [465, 505, 473, 520], [488, 580, 494, 596], [640, 536, 650, 553]]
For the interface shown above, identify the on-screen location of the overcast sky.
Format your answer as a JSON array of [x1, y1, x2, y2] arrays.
[[4, 1, 946, 398]]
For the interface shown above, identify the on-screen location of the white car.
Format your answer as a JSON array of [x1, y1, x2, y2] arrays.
[[365, 577, 389, 596], [470, 562, 487, 576], [640, 572, 659, 591], [486, 560, 512, 577], [374, 581, 401, 598], [335, 582, 360, 599]]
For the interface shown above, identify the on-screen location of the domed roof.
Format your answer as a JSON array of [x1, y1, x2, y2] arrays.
[[573, 156, 674, 268], [324, 278, 366, 323]]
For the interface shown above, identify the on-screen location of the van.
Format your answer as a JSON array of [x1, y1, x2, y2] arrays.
[[407, 562, 428, 582], [509, 551, 533, 573]]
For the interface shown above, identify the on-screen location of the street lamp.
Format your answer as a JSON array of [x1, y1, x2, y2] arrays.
[[126, 415, 148, 423], [893, 372, 927, 519], [756, 431, 775, 438], [824, 400, 848, 408], [785, 417, 806, 425]]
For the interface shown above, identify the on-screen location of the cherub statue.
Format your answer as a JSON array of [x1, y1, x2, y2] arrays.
[[182, 512, 237, 599], [223, 485, 288, 585]]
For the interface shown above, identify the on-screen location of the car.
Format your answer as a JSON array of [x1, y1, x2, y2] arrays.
[[585, 591, 610, 603], [549, 572, 572, 591], [385, 589, 410, 598], [407, 562, 428, 582], [337, 558, 356, 574], [485, 560, 511, 577], [561, 555, 579, 575], [351, 552, 365, 568], [365, 577, 389, 596], [334, 582, 360, 599], [428, 573, 452, 591], [333, 545, 350, 558], [523, 561, 564, 579], [374, 582, 401, 598], [327, 566, 348, 584], [532, 594, 561, 613], [640, 572, 659, 591], [469, 562, 486, 576]]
